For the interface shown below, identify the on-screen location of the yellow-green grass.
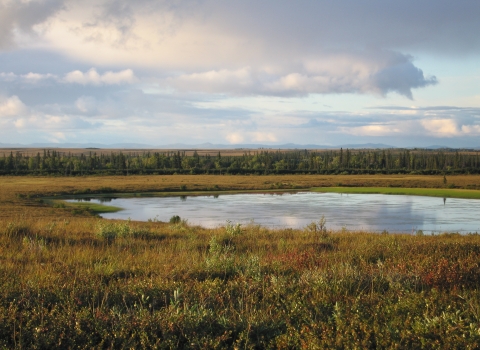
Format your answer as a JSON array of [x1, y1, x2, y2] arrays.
[[48, 199, 122, 214], [1, 215, 480, 348], [312, 186, 480, 199]]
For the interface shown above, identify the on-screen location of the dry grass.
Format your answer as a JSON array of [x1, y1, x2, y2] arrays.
[[1, 174, 479, 218], [1, 213, 480, 348], [1, 174, 480, 347]]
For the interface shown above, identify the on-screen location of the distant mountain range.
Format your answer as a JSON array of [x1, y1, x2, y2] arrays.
[[0, 142, 479, 150], [0, 142, 396, 149]]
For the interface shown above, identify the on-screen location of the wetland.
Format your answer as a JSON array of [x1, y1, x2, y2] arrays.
[[69, 191, 480, 234]]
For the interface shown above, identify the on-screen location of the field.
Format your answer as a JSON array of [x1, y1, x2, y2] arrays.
[[312, 187, 480, 199], [1, 174, 480, 348]]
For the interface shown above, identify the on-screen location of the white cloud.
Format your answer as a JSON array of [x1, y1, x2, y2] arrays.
[[63, 68, 136, 85], [21, 72, 57, 83], [0, 72, 17, 81], [0, 95, 27, 116], [341, 124, 403, 137], [167, 51, 436, 98], [225, 132, 244, 144], [461, 125, 480, 135], [225, 131, 277, 144], [75, 96, 97, 113], [421, 119, 460, 137], [251, 132, 277, 142], [170, 68, 254, 95]]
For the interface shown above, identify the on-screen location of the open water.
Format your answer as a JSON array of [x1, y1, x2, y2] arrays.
[[69, 192, 480, 234]]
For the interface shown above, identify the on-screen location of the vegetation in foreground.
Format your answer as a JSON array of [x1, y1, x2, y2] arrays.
[[1, 175, 480, 348], [1, 217, 480, 348]]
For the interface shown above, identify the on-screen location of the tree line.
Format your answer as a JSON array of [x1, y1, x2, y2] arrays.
[[1, 148, 480, 175]]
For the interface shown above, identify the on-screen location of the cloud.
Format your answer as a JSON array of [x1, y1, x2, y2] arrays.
[[63, 68, 136, 85], [0, 71, 57, 83], [421, 119, 460, 137], [0, 0, 64, 50], [169, 68, 255, 95], [225, 131, 278, 144], [251, 132, 277, 142], [371, 59, 437, 99], [75, 95, 97, 113], [225, 132, 244, 144], [0, 95, 27, 116], [22, 72, 57, 83], [0, 72, 16, 81], [21, 0, 456, 99], [461, 125, 480, 135], [168, 51, 436, 98]]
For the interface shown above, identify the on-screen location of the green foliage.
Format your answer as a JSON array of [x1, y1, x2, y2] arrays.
[[225, 220, 242, 237], [95, 220, 131, 240], [169, 215, 181, 224], [3, 148, 480, 175]]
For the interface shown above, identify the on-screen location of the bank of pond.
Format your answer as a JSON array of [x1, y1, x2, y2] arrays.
[[62, 188, 480, 234]]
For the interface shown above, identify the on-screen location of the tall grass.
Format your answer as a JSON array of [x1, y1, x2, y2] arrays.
[[1, 215, 480, 348]]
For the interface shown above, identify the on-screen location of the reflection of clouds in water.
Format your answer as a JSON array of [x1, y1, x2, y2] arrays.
[[68, 193, 480, 233], [278, 216, 304, 227]]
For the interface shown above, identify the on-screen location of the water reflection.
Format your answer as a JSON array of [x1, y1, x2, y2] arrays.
[[74, 197, 116, 203], [68, 192, 480, 234]]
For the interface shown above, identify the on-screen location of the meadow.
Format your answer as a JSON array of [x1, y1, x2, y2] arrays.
[[1, 174, 480, 348]]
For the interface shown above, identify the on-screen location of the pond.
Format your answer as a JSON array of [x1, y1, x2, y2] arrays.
[[69, 192, 480, 234]]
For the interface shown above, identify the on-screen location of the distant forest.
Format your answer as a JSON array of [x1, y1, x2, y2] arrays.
[[1, 148, 480, 175]]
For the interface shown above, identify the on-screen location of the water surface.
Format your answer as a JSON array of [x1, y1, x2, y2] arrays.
[[70, 192, 480, 234]]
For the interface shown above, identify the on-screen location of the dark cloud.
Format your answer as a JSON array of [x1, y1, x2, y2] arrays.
[[209, 0, 480, 56], [0, 0, 64, 50], [372, 59, 437, 99]]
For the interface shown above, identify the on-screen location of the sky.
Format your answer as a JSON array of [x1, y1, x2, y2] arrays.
[[0, 0, 479, 148]]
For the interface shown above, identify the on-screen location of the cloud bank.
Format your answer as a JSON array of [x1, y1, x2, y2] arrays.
[[3, 0, 461, 98], [169, 51, 436, 98], [0, 0, 479, 146]]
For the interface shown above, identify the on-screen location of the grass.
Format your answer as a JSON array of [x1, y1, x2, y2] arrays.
[[1, 215, 480, 348], [312, 186, 480, 199], [57, 200, 122, 214], [1, 174, 480, 347]]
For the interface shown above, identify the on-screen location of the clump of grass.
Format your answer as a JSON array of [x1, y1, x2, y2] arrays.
[[4, 220, 32, 238], [95, 220, 131, 240]]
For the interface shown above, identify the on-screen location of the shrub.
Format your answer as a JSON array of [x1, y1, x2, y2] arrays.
[[225, 220, 242, 237], [169, 215, 181, 224], [95, 221, 130, 241], [305, 215, 327, 238]]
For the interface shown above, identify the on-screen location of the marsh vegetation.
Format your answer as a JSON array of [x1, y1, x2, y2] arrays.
[[1, 174, 480, 348], [2, 214, 480, 348]]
